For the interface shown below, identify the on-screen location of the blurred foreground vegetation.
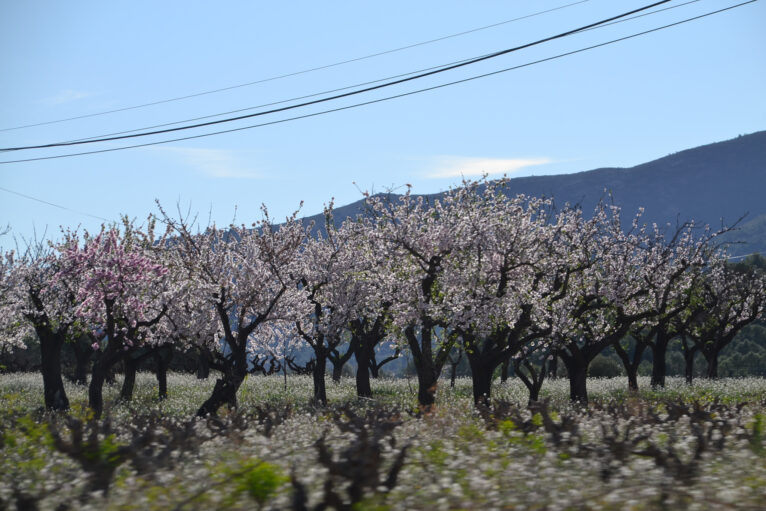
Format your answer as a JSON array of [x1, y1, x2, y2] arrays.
[[2, 373, 765, 510]]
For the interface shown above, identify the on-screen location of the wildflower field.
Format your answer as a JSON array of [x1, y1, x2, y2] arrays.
[[1, 373, 765, 510]]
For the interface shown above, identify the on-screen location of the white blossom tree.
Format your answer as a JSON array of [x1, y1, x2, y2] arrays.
[[160, 204, 305, 416]]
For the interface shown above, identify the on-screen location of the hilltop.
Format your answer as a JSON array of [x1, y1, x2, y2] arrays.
[[305, 131, 766, 255]]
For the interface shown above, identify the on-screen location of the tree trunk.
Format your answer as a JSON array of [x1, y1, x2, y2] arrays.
[[89, 364, 107, 418], [685, 352, 696, 384], [681, 336, 697, 384], [547, 355, 558, 379], [568, 364, 588, 404], [38, 328, 69, 411], [155, 347, 171, 400], [329, 342, 355, 384], [197, 334, 249, 417], [467, 352, 493, 407], [312, 352, 328, 406], [120, 357, 139, 402], [88, 340, 126, 417], [197, 371, 243, 417], [331, 362, 342, 383], [105, 364, 117, 385], [561, 353, 589, 405], [354, 341, 373, 398], [514, 357, 549, 406], [369, 356, 380, 378], [69, 338, 91, 386], [500, 357, 511, 383], [613, 341, 643, 392], [196, 351, 210, 379], [406, 325, 442, 408], [705, 351, 719, 379], [650, 331, 670, 388], [450, 363, 457, 388], [528, 382, 542, 403], [416, 367, 438, 408]]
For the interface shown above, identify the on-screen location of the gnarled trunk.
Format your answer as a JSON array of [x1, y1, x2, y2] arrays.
[[38, 328, 69, 411], [312, 351, 328, 406], [197, 338, 248, 417], [354, 340, 373, 398], [466, 351, 494, 407], [613, 341, 645, 392], [329, 342, 355, 384], [196, 350, 210, 379], [561, 351, 589, 405], [155, 347, 172, 400], [197, 367, 245, 417], [69, 337, 92, 386], [650, 331, 671, 388], [704, 351, 719, 379], [120, 357, 139, 402], [500, 357, 511, 383], [88, 339, 126, 417], [406, 325, 445, 408]]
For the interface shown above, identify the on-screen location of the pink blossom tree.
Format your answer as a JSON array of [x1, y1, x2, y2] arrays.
[[55, 219, 172, 416]]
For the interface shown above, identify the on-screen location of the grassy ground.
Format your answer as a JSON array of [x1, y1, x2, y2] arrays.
[[1, 373, 765, 510]]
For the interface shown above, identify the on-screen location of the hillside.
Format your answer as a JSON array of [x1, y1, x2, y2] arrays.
[[305, 131, 766, 255]]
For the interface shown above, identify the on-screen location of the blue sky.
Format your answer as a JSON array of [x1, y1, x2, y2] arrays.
[[1, 0, 764, 250]]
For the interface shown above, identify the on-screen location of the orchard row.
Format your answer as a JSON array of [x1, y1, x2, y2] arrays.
[[2, 179, 764, 416]]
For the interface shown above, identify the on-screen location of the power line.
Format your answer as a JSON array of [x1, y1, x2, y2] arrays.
[[0, 0, 590, 133], [0, 186, 109, 222], [0, 0, 755, 166], [50, 0, 704, 148], [0, 0, 672, 152]]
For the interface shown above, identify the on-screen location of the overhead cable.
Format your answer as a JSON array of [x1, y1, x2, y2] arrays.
[[56, 0, 703, 147], [0, 1, 755, 165], [0, 186, 110, 222], [0, 0, 673, 152], [0, 0, 590, 133]]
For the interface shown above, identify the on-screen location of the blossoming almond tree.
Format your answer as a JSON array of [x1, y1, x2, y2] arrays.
[[364, 184, 480, 407], [3, 240, 85, 411], [620, 221, 722, 389], [0, 250, 30, 353], [289, 206, 366, 405], [685, 261, 766, 378], [55, 219, 172, 416], [439, 181, 557, 405], [341, 217, 397, 398], [545, 203, 657, 404], [160, 204, 306, 416]]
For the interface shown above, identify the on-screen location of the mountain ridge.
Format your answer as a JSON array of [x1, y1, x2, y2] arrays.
[[303, 131, 766, 256]]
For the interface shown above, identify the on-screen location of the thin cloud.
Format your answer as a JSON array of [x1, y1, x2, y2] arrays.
[[154, 146, 264, 179], [425, 156, 552, 179], [40, 89, 92, 105]]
